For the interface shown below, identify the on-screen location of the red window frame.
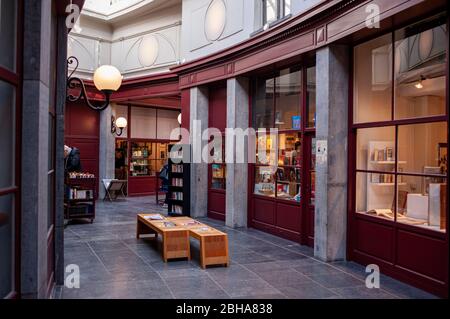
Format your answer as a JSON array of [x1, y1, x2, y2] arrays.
[[0, 0, 23, 299]]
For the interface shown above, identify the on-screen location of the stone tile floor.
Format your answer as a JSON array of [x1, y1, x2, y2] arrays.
[[58, 196, 438, 299]]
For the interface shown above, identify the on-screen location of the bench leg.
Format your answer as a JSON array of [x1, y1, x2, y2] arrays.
[[200, 238, 206, 269]]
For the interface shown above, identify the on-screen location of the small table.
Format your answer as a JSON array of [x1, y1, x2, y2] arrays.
[[168, 217, 229, 269], [136, 214, 190, 262]]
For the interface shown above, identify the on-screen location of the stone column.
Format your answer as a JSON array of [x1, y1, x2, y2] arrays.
[[226, 77, 249, 228], [99, 106, 116, 199], [314, 45, 349, 262], [21, 0, 51, 299], [189, 86, 209, 218]]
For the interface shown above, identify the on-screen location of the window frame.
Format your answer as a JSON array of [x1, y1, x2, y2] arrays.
[[349, 15, 449, 236], [262, 0, 291, 27], [0, 0, 23, 299], [252, 64, 316, 204]]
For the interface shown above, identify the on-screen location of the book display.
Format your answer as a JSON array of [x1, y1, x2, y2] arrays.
[[167, 144, 191, 217], [130, 142, 152, 176], [363, 141, 447, 231], [254, 132, 302, 202], [64, 175, 96, 223]]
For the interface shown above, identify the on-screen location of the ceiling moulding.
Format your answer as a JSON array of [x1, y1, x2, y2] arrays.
[[81, 0, 178, 23]]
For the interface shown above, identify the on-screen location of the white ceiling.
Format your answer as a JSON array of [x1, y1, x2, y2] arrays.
[[82, 0, 181, 23]]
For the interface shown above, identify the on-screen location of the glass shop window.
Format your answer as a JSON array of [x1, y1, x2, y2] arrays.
[[394, 21, 447, 119], [353, 33, 392, 124], [275, 69, 301, 131], [353, 14, 448, 233]]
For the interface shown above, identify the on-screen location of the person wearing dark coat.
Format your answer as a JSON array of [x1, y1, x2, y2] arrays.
[[64, 145, 82, 173]]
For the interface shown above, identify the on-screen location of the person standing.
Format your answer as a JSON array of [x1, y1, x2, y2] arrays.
[[64, 145, 82, 174]]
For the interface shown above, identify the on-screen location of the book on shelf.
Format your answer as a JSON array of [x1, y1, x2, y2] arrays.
[[370, 173, 394, 184], [171, 205, 183, 214], [172, 178, 183, 187], [371, 147, 395, 162], [68, 188, 93, 200], [172, 192, 183, 200], [172, 164, 183, 173]]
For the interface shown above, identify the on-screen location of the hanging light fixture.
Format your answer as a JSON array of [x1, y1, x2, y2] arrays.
[[67, 56, 123, 111], [111, 116, 128, 137], [415, 75, 425, 89], [178, 113, 182, 125]]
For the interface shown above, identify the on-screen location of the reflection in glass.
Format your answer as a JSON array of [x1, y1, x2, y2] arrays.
[[398, 122, 447, 174], [0, 81, 15, 189], [264, 0, 277, 24], [306, 66, 316, 128], [0, 195, 14, 298], [353, 34, 392, 123], [253, 78, 274, 129], [394, 22, 447, 119], [0, 0, 17, 71], [275, 68, 301, 131]]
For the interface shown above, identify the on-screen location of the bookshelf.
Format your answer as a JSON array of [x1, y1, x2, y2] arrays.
[[367, 141, 406, 209], [167, 144, 191, 217], [64, 177, 96, 223]]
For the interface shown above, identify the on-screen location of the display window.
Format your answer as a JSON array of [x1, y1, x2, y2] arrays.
[[252, 66, 314, 203], [250, 64, 316, 244], [352, 14, 448, 233], [130, 142, 169, 177], [210, 136, 226, 190]]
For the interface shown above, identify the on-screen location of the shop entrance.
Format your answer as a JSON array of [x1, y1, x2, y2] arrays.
[[207, 84, 227, 221], [248, 65, 316, 246]]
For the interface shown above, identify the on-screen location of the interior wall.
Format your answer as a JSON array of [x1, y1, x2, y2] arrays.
[[69, 4, 182, 79]]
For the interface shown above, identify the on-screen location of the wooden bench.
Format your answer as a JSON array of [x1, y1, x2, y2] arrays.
[[168, 217, 229, 269], [136, 214, 190, 262]]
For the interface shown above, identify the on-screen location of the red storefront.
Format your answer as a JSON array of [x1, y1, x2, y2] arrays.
[[172, 0, 449, 297]]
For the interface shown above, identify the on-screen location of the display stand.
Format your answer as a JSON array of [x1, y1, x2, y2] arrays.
[[64, 177, 96, 223], [167, 144, 191, 217]]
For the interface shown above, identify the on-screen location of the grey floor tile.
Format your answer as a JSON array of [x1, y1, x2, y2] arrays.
[[331, 286, 398, 299], [256, 269, 314, 288], [278, 283, 339, 299], [165, 275, 222, 291], [307, 272, 364, 289], [62, 195, 438, 299], [231, 252, 275, 265], [294, 263, 342, 276], [219, 279, 282, 298]]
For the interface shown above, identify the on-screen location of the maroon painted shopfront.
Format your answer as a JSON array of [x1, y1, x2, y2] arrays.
[[347, 13, 449, 297], [208, 83, 227, 221], [248, 65, 316, 246]]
